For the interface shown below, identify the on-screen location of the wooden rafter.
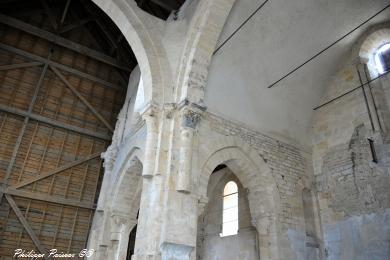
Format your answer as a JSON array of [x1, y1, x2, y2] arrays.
[[0, 61, 42, 71], [59, 17, 93, 34], [0, 2, 127, 255], [60, 0, 72, 25], [50, 66, 115, 132], [0, 14, 130, 71], [1, 56, 51, 194], [5, 194, 48, 255], [4, 188, 94, 209], [0, 104, 111, 140], [0, 42, 123, 90], [13, 152, 101, 189]]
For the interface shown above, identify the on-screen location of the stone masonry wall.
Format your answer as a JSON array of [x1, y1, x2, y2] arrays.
[[312, 48, 390, 259], [201, 112, 320, 260]]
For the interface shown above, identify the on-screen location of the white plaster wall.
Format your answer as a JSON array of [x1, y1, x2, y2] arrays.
[[205, 0, 390, 147]]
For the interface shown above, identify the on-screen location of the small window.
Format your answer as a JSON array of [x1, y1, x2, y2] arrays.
[[374, 43, 390, 74], [220, 181, 238, 237]]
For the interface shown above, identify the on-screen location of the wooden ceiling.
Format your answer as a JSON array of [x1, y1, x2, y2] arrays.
[[0, 0, 135, 257]]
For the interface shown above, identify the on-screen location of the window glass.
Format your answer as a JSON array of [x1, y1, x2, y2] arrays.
[[375, 43, 390, 74], [221, 181, 238, 237]]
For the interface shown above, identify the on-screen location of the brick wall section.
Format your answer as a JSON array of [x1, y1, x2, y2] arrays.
[[317, 125, 390, 220]]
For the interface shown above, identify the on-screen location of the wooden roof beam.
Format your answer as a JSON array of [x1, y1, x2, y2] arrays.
[[60, 0, 72, 25], [5, 194, 48, 255], [4, 188, 94, 209], [0, 42, 124, 90], [0, 104, 111, 140], [58, 17, 93, 34], [12, 152, 101, 189], [50, 66, 115, 132], [1, 58, 50, 200], [0, 61, 42, 71], [0, 14, 131, 71]]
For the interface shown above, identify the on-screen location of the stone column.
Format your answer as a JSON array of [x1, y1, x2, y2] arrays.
[[159, 104, 204, 260], [131, 105, 170, 260], [116, 221, 137, 260], [106, 214, 138, 260], [110, 215, 138, 260], [176, 108, 201, 193], [141, 105, 159, 178]]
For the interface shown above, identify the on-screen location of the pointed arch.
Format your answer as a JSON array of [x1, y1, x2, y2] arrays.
[[175, 0, 237, 104], [197, 135, 281, 260], [112, 148, 144, 219], [92, 0, 173, 105]]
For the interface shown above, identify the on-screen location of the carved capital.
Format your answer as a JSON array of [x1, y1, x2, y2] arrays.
[[110, 213, 137, 241], [140, 102, 159, 119], [181, 109, 201, 129], [101, 145, 118, 173]]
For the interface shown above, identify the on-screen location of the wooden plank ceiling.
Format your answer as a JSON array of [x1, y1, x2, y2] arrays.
[[0, 0, 136, 257]]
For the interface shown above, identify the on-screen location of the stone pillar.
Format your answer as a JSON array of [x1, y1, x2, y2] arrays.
[[252, 214, 280, 260], [159, 104, 204, 260], [131, 105, 169, 260], [116, 222, 136, 260], [176, 108, 201, 193], [356, 59, 381, 132], [131, 177, 165, 260], [110, 214, 138, 260], [141, 106, 159, 178]]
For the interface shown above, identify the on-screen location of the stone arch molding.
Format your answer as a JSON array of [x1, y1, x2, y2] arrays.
[[176, 0, 237, 104], [197, 136, 281, 260], [111, 148, 144, 218], [92, 0, 172, 105], [355, 21, 390, 60], [91, 147, 144, 254], [94, 0, 239, 106]]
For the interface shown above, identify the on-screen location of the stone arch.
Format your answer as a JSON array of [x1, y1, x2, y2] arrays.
[[88, 151, 143, 259], [92, 0, 172, 105], [103, 149, 144, 260], [355, 22, 390, 60], [112, 149, 143, 219], [175, 0, 237, 104], [349, 21, 390, 77], [197, 136, 281, 260]]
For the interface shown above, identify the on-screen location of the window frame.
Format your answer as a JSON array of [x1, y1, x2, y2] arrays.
[[220, 181, 239, 237], [374, 42, 390, 74]]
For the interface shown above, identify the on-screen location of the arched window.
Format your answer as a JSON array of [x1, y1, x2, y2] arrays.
[[220, 181, 238, 237], [374, 43, 390, 74]]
